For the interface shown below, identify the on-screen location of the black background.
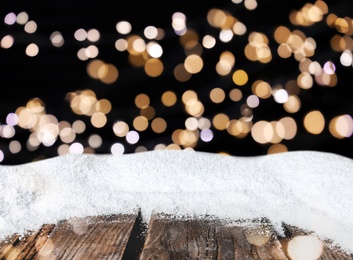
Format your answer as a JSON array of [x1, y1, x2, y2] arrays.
[[0, 0, 352, 165]]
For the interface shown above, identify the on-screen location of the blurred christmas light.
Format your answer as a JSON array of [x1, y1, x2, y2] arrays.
[[0, 0, 352, 164]]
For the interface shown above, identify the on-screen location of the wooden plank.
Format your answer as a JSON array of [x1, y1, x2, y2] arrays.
[[279, 224, 353, 260], [38, 213, 138, 260], [0, 224, 55, 260], [140, 213, 288, 259]]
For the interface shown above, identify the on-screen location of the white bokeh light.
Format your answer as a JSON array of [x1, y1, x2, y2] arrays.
[[126, 130, 139, 144], [200, 129, 213, 142], [69, 142, 84, 154], [111, 143, 125, 155], [273, 89, 289, 103]]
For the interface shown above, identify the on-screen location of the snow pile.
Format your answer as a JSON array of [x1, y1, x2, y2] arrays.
[[0, 150, 352, 253]]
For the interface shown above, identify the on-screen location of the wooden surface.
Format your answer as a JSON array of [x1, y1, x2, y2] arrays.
[[140, 213, 288, 260], [39, 214, 137, 260], [0, 224, 54, 260], [279, 224, 353, 260], [0, 213, 352, 259]]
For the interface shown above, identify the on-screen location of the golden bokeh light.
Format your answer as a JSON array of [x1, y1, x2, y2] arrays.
[[207, 9, 227, 29], [98, 63, 119, 84], [210, 87, 226, 104], [133, 116, 149, 131], [229, 88, 243, 102], [151, 117, 167, 133], [335, 18, 350, 34], [182, 90, 198, 105], [216, 51, 235, 76], [126, 35, 145, 56], [251, 119, 294, 144], [245, 32, 272, 63], [113, 121, 129, 137], [25, 43, 39, 57], [252, 80, 272, 99], [95, 99, 112, 114], [226, 118, 251, 138], [185, 100, 204, 117], [24, 21, 37, 34], [184, 54, 203, 74], [212, 113, 229, 131], [277, 44, 292, 59], [144, 58, 163, 77], [67, 90, 98, 116], [274, 26, 291, 44], [135, 93, 150, 109], [179, 29, 199, 48], [1, 1, 353, 164], [233, 21, 246, 36], [289, 2, 327, 26], [72, 120, 86, 134], [232, 69, 248, 86], [60, 127, 76, 143], [329, 114, 353, 138], [174, 63, 192, 82], [188, 42, 205, 54], [140, 106, 155, 120], [267, 144, 288, 154], [91, 112, 107, 128], [304, 110, 325, 135], [16, 107, 37, 129], [161, 91, 177, 107], [1, 35, 14, 49], [172, 129, 199, 148], [297, 72, 314, 89], [278, 117, 297, 140], [166, 143, 182, 150], [283, 95, 301, 113], [244, 0, 257, 10]]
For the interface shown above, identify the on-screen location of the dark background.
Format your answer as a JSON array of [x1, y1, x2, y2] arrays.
[[0, 0, 352, 165]]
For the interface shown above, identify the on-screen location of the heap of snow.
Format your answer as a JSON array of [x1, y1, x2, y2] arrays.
[[0, 150, 352, 253]]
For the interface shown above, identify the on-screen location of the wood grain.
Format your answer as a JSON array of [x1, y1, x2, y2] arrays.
[[140, 213, 288, 259], [280, 224, 353, 260], [38, 213, 137, 260], [0, 224, 55, 260]]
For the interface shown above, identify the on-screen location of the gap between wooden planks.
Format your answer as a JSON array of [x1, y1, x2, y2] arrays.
[[139, 213, 288, 259], [0, 211, 352, 259]]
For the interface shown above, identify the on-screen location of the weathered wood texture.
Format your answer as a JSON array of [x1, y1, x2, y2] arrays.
[[38, 214, 137, 260], [279, 224, 353, 260], [1, 215, 353, 259], [0, 224, 55, 260], [139, 213, 288, 260]]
